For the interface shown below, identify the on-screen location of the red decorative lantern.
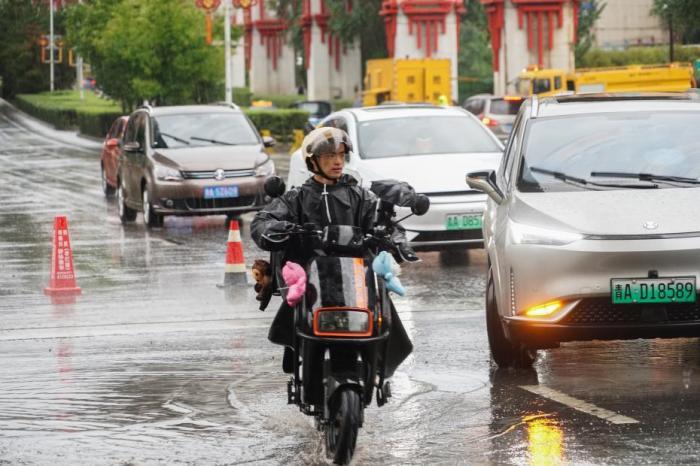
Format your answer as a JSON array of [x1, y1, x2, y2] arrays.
[[233, 0, 257, 8], [195, 0, 222, 44]]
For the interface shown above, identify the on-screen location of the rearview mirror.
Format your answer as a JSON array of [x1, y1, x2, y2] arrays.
[[411, 194, 430, 216], [466, 170, 504, 205], [122, 141, 141, 152], [262, 135, 276, 148], [264, 176, 286, 198]]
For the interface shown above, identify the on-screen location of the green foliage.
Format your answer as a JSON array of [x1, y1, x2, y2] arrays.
[[14, 91, 122, 137], [651, 0, 700, 44], [579, 45, 700, 68], [66, 0, 224, 112], [0, 0, 74, 97], [575, 1, 606, 64], [244, 109, 310, 142], [458, 0, 494, 100], [233, 87, 253, 107]]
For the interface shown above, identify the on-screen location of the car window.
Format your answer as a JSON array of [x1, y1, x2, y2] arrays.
[[533, 78, 551, 94], [123, 113, 143, 145], [358, 115, 501, 159], [501, 112, 524, 185], [151, 112, 259, 149], [464, 99, 485, 115], [108, 119, 122, 139], [518, 111, 700, 192], [554, 76, 562, 90], [135, 114, 147, 148], [489, 99, 523, 115]]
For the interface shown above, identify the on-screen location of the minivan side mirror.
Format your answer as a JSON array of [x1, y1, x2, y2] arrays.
[[264, 176, 286, 198], [122, 141, 141, 152], [466, 170, 504, 205], [262, 135, 276, 148]]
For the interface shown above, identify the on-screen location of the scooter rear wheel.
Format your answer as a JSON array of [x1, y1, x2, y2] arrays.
[[325, 388, 360, 465]]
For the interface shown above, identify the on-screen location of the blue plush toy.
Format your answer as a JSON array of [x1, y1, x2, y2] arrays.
[[372, 251, 406, 296]]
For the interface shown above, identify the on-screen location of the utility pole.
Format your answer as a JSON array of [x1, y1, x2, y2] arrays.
[[669, 15, 675, 62], [77, 0, 84, 100], [224, 0, 232, 104], [50, 0, 55, 92]]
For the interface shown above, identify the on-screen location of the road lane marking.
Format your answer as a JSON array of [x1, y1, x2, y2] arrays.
[[520, 385, 639, 425]]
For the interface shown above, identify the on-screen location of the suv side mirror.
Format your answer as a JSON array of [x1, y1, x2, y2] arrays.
[[264, 176, 286, 198], [123, 141, 141, 152], [411, 194, 430, 216], [466, 170, 504, 205], [262, 135, 276, 148]]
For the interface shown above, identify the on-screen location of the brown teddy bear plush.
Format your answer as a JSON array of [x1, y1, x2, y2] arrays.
[[252, 259, 273, 311]]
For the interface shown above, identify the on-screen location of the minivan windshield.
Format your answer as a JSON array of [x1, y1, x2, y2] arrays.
[[358, 115, 501, 159], [518, 112, 700, 192], [151, 113, 259, 149]]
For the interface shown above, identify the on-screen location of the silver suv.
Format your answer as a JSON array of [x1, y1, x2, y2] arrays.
[[467, 93, 700, 367]]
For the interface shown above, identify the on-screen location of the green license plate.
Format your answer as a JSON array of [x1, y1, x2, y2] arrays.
[[446, 213, 483, 230], [611, 277, 696, 304]]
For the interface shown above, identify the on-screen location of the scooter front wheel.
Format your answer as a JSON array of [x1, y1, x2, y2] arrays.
[[325, 388, 360, 465]]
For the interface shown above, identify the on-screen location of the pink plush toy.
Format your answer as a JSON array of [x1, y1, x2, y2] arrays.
[[282, 261, 307, 307]]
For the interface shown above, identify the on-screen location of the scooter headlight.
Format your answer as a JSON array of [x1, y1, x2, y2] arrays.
[[313, 308, 372, 337]]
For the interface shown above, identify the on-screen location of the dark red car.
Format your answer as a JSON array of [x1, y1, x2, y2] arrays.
[[100, 116, 128, 197]]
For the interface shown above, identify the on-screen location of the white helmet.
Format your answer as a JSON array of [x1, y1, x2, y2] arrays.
[[301, 127, 353, 179]]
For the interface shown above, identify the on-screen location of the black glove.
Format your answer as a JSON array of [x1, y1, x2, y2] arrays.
[[260, 221, 296, 250]]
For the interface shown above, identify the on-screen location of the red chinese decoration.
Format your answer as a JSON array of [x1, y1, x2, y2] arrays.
[[481, 0, 505, 71], [381, 0, 465, 58], [233, 0, 257, 7], [301, 0, 352, 71], [195, 0, 222, 45], [243, 1, 288, 71], [512, 0, 568, 67]]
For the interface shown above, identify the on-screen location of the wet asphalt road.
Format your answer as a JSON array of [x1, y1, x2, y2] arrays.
[[2, 100, 700, 465]]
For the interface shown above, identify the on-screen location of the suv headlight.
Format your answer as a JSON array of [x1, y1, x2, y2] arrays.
[[255, 159, 275, 177], [154, 164, 182, 181], [509, 220, 582, 246]]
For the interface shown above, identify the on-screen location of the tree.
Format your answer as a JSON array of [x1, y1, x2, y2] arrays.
[[652, 0, 700, 45], [458, 0, 493, 99], [0, 0, 74, 97], [575, 0, 606, 65], [66, 0, 224, 111]]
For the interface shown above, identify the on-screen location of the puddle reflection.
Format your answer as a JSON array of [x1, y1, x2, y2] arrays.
[[525, 414, 564, 466]]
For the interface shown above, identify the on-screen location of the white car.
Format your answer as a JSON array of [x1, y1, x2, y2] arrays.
[[287, 104, 504, 251]]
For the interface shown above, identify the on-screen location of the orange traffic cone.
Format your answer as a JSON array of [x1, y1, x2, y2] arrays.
[[222, 219, 247, 286], [44, 215, 81, 297]]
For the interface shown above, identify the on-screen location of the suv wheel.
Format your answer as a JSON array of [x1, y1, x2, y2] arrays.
[[486, 267, 537, 368], [142, 185, 164, 228], [118, 180, 136, 223], [101, 163, 115, 197]]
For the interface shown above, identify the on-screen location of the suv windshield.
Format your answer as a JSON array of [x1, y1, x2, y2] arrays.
[[151, 112, 258, 149], [518, 111, 700, 192], [295, 101, 331, 117], [358, 115, 501, 159]]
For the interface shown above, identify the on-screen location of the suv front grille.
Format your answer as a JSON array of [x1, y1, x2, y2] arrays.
[[562, 298, 700, 325], [181, 169, 255, 180]]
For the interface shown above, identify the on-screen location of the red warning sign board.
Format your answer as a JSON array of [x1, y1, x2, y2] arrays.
[[44, 215, 81, 296]]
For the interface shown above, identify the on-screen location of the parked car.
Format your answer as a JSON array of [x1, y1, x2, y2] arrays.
[[463, 94, 524, 142], [100, 115, 128, 197], [290, 100, 332, 129], [117, 103, 276, 227], [287, 104, 504, 250], [467, 92, 700, 368]]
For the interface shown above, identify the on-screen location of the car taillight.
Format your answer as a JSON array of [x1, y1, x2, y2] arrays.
[[313, 307, 372, 337], [482, 117, 499, 127]]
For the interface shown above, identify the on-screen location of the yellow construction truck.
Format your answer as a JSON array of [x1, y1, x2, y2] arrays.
[[515, 63, 696, 97], [363, 58, 451, 106]]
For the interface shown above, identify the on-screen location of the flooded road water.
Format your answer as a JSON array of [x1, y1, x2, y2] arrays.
[[3, 100, 700, 465]]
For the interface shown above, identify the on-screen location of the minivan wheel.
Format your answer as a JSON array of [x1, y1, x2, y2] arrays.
[[101, 164, 116, 197], [142, 185, 164, 228], [486, 268, 536, 368], [118, 181, 136, 223]]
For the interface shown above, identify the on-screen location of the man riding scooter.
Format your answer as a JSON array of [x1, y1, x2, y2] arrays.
[[250, 127, 415, 378]]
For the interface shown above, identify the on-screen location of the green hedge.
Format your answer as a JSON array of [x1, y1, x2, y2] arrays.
[[15, 91, 123, 138], [233, 87, 253, 107], [15, 91, 311, 142], [244, 109, 309, 142], [579, 45, 700, 69]]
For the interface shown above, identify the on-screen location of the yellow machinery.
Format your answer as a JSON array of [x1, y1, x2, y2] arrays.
[[363, 58, 451, 106], [516, 63, 697, 97]]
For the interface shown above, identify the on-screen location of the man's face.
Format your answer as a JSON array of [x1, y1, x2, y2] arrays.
[[314, 145, 346, 179]]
